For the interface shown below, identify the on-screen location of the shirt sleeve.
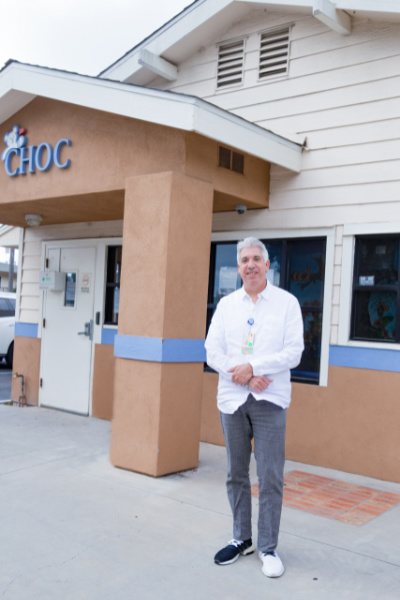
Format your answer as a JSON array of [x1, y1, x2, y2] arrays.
[[204, 300, 233, 380], [249, 295, 304, 376]]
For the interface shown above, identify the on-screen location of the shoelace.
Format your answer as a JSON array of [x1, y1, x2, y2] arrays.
[[229, 539, 244, 548]]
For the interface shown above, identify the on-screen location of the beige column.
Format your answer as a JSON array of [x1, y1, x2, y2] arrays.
[[110, 171, 214, 476]]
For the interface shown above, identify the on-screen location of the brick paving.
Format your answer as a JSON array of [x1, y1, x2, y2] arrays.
[[251, 470, 400, 525]]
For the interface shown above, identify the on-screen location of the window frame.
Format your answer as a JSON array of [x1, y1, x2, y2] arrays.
[[207, 230, 335, 387], [339, 223, 400, 351], [350, 234, 400, 344]]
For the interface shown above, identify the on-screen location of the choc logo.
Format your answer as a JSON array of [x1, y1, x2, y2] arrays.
[[1, 125, 71, 177]]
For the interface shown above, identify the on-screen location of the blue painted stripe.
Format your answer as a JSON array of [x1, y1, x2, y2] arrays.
[[15, 322, 38, 338], [101, 328, 118, 345], [114, 335, 206, 363], [162, 338, 206, 363], [329, 345, 400, 372], [115, 335, 162, 361]]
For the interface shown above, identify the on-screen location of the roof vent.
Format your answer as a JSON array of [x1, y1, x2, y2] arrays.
[[259, 28, 290, 79], [217, 40, 244, 88], [219, 146, 244, 175]]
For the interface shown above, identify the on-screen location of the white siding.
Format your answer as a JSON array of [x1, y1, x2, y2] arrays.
[[154, 7, 400, 355], [156, 10, 400, 219]]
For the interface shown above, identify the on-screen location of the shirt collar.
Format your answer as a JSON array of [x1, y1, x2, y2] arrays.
[[240, 280, 272, 302]]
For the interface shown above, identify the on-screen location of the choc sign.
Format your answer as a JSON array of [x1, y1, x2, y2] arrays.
[[1, 125, 71, 177]]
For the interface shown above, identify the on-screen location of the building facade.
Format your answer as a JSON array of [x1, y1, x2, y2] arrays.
[[1, 0, 400, 481]]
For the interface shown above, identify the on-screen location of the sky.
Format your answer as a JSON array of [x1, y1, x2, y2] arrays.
[[0, 0, 193, 76]]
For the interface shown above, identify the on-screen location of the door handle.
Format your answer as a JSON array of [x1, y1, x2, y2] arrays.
[[78, 320, 93, 340]]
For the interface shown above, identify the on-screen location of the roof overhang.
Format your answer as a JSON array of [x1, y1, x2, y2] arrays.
[[0, 61, 302, 173], [100, 0, 400, 86]]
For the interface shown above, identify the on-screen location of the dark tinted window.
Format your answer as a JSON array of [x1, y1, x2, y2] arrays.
[[207, 238, 326, 384], [351, 236, 400, 342], [0, 297, 15, 317], [104, 246, 122, 325]]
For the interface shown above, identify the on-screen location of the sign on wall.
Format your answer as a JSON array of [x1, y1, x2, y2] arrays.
[[1, 125, 71, 177]]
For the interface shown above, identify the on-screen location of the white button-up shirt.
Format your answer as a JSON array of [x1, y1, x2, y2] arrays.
[[205, 282, 304, 414]]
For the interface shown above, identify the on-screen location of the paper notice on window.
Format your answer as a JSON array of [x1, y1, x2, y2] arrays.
[[266, 268, 275, 284], [219, 266, 238, 295], [359, 276, 375, 286]]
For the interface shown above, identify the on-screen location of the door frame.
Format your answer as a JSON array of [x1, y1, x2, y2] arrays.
[[38, 237, 122, 415]]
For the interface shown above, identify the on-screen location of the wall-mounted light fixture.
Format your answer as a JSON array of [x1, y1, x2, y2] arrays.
[[25, 214, 43, 227]]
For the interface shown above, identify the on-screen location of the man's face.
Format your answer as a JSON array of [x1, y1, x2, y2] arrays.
[[238, 246, 270, 293]]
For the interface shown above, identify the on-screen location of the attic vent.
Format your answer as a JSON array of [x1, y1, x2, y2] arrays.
[[219, 146, 244, 174], [259, 28, 290, 79], [217, 40, 244, 88]]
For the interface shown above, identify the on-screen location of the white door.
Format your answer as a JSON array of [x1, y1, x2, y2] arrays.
[[39, 245, 96, 415]]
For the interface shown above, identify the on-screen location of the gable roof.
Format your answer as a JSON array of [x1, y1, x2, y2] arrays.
[[0, 60, 302, 172], [100, 0, 400, 86]]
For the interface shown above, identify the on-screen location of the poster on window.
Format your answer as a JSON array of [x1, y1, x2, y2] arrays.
[[219, 266, 239, 296], [289, 251, 325, 307]]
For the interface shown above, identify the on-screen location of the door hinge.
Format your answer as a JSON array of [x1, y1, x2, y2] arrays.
[[40, 378, 43, 388], [45, 258, 49, 268], [43, 318, 46, 328]]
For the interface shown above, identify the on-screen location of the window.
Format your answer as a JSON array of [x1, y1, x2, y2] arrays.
[[217, 39, 244, 88], [64, 273, 77, 308], [259, 27, 290, 79], [206, 238, 326, 384], [104, 246, 122, 325], [351, 235, 400, 342], [0, 297, 15, 317]]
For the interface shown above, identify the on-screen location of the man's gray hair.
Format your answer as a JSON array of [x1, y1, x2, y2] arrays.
[[237, 237, 269, 264]]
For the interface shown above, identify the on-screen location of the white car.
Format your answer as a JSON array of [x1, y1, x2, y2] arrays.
[[0, 291, 15, 368]]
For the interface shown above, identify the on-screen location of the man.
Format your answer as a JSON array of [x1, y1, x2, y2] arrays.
[[205, 237, 304, 578]]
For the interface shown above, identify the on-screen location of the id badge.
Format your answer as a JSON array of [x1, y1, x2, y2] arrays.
[[241, 332, 255, 355]]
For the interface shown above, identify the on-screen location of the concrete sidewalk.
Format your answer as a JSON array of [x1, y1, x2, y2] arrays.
[[1, 404, 399, 600]]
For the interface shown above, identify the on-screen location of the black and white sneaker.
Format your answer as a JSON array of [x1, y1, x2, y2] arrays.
[[214, 538, 255, 565]]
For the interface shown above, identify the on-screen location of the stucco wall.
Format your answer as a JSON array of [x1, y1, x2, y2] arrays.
[[11, 337, 41, 406], [0, 98, 186, 214], [201, 368, 400, 484], [92, 344, 115, 420]]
